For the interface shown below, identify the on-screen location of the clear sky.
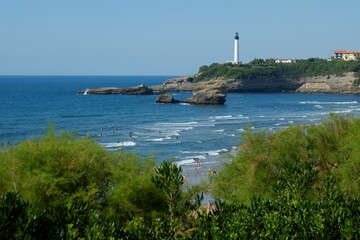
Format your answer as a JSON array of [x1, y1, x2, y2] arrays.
[[0, 0, 358, 75]]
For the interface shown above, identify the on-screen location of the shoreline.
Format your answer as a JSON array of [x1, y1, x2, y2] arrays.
[[180, 149, 237, 203]]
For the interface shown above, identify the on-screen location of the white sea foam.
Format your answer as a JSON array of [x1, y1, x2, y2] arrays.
[[334, 109, 353, 114], [211, 115, 233, 119], [102, 142, 136, 148], [207, 149, 228, 156], [210, 114, 249, 120], [314, 105, 324, 109], [175, 159, 196, 166], [156, 121, 198, 126], [166, 141, 181, 145], [299, 101, 358, 105], [196, 124, 216, 127], [188, 155, 207, 160], [145, 138, 164, 142], [180, 148, 228, 156], [214, 129, 225, 133]]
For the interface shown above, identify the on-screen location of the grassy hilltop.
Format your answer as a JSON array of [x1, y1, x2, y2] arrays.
[[0, 116, 360, 239], [194, 58, 360, 83]]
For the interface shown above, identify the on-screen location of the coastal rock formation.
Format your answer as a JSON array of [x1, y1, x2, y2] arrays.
[[223, 78, 304, 92], [158, 76, 304, 93], [155, 93, 179, 104], [296, 72, 358, 93], [160, 76, 197, 91], [181, 82, 227, 105], [77, 84, 157, 95], [160, 72, 360, 94], [77, 72, 360, 97]]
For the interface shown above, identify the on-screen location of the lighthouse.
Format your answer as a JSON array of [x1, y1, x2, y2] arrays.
[[233, 32, 239, 64]]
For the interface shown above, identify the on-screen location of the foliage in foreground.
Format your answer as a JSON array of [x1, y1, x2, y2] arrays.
[[213, 114, 360, 203], [0, 117, 360, 239]]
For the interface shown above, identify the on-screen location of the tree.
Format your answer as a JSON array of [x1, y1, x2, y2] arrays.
[[0, 128, 113, 209], [249, 58, 265, 65], [151, 161, 184, 222], [198, 65, 208, 73], [105, 151, 166, 221], [212, 115, 360, 203]]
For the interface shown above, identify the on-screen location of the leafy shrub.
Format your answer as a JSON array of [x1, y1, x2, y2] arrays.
[[194, 59, 360, 82]]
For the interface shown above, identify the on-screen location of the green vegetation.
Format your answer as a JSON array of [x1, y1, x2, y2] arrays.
[[213, 114, 360, 202], [353, 71, 360, 86], [1, 116, 360, 239], [195, 58, 360, 82]]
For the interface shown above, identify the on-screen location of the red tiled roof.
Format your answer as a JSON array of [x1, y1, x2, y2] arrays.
[[334, 50, 360, 54]]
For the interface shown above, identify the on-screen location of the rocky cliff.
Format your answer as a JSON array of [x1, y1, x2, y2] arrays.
[[77, 72, 360, 98], [295, 72, 359, 93], [159, 72, 360, 94]]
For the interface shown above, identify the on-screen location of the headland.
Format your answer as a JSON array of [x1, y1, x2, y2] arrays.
[[78, 58, 360, 99]]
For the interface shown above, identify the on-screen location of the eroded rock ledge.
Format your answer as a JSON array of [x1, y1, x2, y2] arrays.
[[155, 82, 227, 105], [157, 72, 360, 94], [77, 84, 163, 95]]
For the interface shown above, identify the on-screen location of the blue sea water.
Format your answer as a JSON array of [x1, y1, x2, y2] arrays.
[[2, 75, 360, 173]]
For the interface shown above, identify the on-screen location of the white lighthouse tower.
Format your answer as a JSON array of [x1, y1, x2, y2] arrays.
[[233, 32, 239, 64]]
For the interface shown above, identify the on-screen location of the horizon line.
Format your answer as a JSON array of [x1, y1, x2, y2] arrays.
[[0, 74, 183, 77]]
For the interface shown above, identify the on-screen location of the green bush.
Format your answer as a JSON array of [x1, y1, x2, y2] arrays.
[[1, 119, 359, 239], [212, 115, 360, 203], [194, 59, 360, 82]]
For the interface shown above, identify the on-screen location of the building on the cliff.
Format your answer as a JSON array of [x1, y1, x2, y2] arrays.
[[226, 32, 241, 64], [275, 59, 297, 63], [334, 50, 360, 61], [233, 32, 239, 64]]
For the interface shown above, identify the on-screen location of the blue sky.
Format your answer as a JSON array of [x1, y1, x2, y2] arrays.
[[0, 0, 358, 75]]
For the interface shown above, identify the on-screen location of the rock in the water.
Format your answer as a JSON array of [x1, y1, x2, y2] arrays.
[[155, 93, 179, 104], [77, 84, 155, 95], [181, 83, 227, 105]]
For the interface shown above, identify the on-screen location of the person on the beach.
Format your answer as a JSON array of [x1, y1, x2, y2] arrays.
[[207, 200, 213, 214]]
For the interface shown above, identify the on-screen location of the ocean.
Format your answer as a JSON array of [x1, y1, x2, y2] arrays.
[[2, 75, 360, 175]]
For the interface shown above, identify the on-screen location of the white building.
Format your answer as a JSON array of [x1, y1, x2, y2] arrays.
[[334, 50, 360, 61], [275, 59, 297, 64], [233, 32, 239, 64]]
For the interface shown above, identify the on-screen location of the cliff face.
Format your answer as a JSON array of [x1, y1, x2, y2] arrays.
[[77, 72, 360, 96], [160, 72, 360, 94], [224, 77, 303, 92], [296, 72, 358, 93]]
